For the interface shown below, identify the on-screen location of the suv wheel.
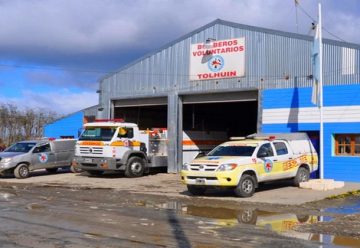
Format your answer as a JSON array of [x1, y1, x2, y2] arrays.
[[234, 174, 256, 197], [125, 157, 145, 178], [14, 164, 30, 179], [293, 167, 310, 187]]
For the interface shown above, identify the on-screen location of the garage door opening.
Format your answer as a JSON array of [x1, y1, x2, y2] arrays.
[[114, 105, 167, 130], [183, 101, 258, 138]]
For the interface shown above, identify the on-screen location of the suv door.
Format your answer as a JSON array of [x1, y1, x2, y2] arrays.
[[273, 141, 296, 177], [31, 143, 56, 169], [256, 143, 282, 180]]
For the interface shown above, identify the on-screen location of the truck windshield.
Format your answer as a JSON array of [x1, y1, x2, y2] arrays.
[[208, 145, 256, 156], [78, 127, 116, 141], [5, 142, 36, 153]]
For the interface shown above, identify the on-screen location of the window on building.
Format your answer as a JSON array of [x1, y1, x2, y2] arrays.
[[335, 134, 360, 156]]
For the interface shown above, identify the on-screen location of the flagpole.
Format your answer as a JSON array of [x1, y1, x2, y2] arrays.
[[319, 3, 324, 179]]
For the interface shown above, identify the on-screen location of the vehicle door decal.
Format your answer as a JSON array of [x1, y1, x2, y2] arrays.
[[264, 159, 273, 173], [38, 153, 48, 163]]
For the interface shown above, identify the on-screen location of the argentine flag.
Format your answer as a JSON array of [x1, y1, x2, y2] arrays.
[[311, 23, 321, 106]]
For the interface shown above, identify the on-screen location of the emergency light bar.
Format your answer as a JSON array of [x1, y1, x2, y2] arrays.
[[95, 119, 124, 123], [230, 137, 246, 140]]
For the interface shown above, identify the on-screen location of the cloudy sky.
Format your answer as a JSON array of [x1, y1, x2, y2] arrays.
[[0, 0, 359, 114]]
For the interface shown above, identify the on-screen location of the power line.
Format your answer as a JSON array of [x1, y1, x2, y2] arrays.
[[295, 1, 348, 43]]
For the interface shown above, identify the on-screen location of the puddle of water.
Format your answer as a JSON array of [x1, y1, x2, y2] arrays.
[[150, 201, 360, 247], [325, 199, 360, 215]]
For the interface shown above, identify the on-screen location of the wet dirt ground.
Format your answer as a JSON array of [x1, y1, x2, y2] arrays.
[[0, 179, 360, 248]]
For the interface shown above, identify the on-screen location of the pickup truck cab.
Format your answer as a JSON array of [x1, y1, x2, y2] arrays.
[[0, 139, 76, 179], [181, 133, 318, 197]]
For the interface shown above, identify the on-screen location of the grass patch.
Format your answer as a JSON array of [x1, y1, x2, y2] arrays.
[[326, 190, 360, 199]]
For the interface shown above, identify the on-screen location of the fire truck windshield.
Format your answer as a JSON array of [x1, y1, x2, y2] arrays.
[[208, 145, 256, 157], [79, 127, 117, 141]]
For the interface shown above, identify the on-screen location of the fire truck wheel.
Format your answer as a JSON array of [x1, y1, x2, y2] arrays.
[[293, 167, 310, 187], [125, 157, 145, 177], [46, 168, 58, 174], [14, 163, 30, 179], [70, 165, 82, 173], [234, 174, 255, 197], [187, 185, 206, 196]]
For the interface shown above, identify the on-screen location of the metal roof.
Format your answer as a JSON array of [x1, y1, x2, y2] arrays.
[[100, 18, 360, 81]]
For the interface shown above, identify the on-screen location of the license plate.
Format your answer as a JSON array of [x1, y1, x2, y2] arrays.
[[195, 178, 205, 185], [84, 158, 93, 163]]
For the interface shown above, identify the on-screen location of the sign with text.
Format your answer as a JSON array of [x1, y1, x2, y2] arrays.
[[189, 38, 245, 81]]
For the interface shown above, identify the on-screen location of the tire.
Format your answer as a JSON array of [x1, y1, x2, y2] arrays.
[[237, 209, 257, 225], [296, 215, 310, 223], [70, 165, 82, 173], [234, 174, 256, 197], [125, 157, 145, 178], [46, 168, 58, 174], [14, 164, 30, 179], [187, 185, 206, 196], [87, 170, 104, 176], [293, 167, 310, 187]]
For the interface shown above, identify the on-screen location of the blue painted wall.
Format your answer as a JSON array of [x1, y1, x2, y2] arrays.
[[44, 111, 83, 139], [262, 85, 360, 182]]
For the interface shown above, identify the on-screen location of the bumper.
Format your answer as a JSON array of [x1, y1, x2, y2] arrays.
[[0, 162, 15, 173], [73, 156, 124, 171], [180, 170, 240, 187]]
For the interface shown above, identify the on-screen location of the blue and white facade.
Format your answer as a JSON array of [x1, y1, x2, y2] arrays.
[[262, 85, 360, 182]]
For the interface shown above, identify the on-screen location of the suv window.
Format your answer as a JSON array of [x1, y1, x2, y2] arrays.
[[257, 143, 274, 157], [33, 144, 51, 153], [273, 142, 288, 155]]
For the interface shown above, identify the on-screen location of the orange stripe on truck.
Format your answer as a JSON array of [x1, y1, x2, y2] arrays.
[[182, 140, 223, 146], [110, 141, 141, 147], [79, 141, 104, 146]]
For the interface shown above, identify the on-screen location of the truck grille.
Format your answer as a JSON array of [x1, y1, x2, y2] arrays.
[[190, 164, 218, 171], [79, 146, 103, 155]]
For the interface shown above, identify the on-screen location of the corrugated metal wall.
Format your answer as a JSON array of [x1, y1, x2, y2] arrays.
[[98, 20, 360, 116]]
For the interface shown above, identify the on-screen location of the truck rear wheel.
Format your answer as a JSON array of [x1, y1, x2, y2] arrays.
[[14, 164, 30, 179], [187, 185, 206, 196], [293, 167, 310, 187], [125, 157, 145, 177], [234, 174, 256, 197]]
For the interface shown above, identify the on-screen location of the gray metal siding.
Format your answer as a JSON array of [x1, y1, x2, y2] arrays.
[[99, 21, 360, 114]]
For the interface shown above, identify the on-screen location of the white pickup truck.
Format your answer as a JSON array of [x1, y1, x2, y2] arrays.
[[181, 133, 318, 197]]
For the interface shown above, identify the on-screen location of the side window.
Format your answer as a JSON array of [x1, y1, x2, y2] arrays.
[[274, 142, 288, 155], [257, 143, 274, 157], [118, 127, 134, 139], [33, 144, 51, 153]]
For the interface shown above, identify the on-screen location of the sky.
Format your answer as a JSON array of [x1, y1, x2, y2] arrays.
[[0, 0, 359, 114]]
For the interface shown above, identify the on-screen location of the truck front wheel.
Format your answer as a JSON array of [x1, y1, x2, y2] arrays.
[[234, 175, 256, 197], [125, 157, 145, 177], [187, 185, 206, 196], [14, 164, 30, 179]]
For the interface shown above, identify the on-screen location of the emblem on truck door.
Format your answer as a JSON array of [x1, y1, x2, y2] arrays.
[[38, 153, 48, 163], [264, 159, 273, 173]]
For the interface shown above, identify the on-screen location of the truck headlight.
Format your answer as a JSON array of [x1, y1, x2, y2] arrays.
[[217, 163, 237, 171], [1, 158, 12, 163], [182, 163, 190, 171]]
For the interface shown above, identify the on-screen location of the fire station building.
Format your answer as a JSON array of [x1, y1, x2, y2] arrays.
[[45, 19, 360, 182]]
